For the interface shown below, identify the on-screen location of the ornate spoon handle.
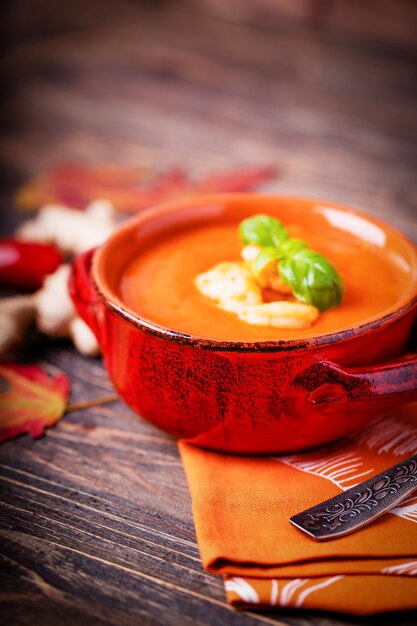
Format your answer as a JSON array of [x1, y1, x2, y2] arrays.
[[290, 454, 417, 541]]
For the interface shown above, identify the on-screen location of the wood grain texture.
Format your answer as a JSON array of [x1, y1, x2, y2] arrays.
[[0, 1, 416, 625]]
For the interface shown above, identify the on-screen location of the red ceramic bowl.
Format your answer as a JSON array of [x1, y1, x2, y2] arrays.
[[70, 194, 417, 454]]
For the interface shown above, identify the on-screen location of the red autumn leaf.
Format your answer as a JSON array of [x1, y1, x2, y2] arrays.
[[0, 362, 70, 443], [16, 164, 155, 212], [16, 163, 279, 214]]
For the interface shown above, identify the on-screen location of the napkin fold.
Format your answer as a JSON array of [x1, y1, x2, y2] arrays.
[[179, 403, 417, 615]]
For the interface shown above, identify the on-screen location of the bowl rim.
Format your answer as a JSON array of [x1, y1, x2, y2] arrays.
[[92, 193, 417, 352]]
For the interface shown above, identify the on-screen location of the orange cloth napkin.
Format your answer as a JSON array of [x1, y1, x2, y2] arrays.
[[179, 403, 417, 615]]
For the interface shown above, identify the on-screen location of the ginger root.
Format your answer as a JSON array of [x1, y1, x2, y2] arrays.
[[2, 198, 114, 356], [16, 199, 117, 256], [0, 295, 36, 354], [0, 267, 100, 357], [35, 265, 100, 356]]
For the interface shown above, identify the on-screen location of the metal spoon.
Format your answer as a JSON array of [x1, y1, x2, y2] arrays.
[[290, 453, 417, 541]]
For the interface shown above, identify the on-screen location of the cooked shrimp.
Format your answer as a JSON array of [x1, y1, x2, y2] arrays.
[[195, 262, 262, 313], [237, 301, 319, 329], [257, 266, 293, 294], [241, 244, 262, 262], [241, 245, 292, 294], [196, 261, 319, 329]]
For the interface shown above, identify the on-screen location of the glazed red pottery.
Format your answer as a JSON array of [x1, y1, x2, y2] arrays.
[[69, 194, 417, 454]]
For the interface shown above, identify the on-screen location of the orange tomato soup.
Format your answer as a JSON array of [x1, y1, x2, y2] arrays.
[[119, 222, 403, 341]]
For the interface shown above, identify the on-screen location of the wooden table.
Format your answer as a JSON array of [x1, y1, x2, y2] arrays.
[[1, 2, 416, 624]]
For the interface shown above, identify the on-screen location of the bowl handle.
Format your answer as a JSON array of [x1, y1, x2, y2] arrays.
[[307, 354, 417, 414], [69, 248, 103, 344]]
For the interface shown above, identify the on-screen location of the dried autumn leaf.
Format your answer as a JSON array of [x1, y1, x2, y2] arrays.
[[16, 164, 155, 212], [16, 163, 279, 214], [0, 362, 70, 442]]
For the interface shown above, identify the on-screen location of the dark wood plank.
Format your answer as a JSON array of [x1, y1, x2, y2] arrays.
[[0, 2, 416, 625], [1, 4, 416, 238], [0, 349, 291, 626]]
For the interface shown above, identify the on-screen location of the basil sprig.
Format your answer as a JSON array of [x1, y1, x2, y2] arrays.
[[239, 214, 343, 312]]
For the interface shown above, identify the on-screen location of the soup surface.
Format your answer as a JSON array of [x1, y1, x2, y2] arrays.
[[119, 221, 404, 341]]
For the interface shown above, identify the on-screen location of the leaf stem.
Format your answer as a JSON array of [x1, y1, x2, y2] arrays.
[[65, 393, 119, 413]]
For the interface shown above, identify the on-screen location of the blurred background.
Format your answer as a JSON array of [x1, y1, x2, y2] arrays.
[[0, 0, 416, 236]]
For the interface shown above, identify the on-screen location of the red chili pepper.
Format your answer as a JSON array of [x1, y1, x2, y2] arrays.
[[0, 239, 63, 289]]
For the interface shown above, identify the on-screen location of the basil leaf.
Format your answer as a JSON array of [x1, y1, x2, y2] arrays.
[[279, 238, 308, 256], [239, 214, 288, 248], [279, 249, 343, 311], [252, 247, 281, 276]]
